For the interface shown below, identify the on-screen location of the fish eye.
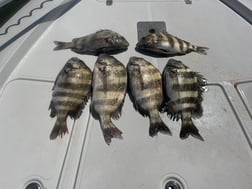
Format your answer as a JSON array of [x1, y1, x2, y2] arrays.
[[100, 60, 107, 65], [66, 63, 72, 68], [170, 68, 177, 74]]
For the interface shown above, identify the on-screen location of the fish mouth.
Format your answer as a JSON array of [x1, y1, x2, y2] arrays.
[[135, 41, 141, 48], [166, 63, 178, 69], [167, 59, 185, 69], [135, 40, 145, 49], [128, 56, 142, 65], [123, 40, 130, 47], [96, 54, 110, 65], [64, 57, 85, 71]]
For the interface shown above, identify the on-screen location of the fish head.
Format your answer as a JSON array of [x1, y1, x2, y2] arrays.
[[136, 29, 163, 49], [163, 59, 188, 79], [166, 59, 188, 71], [64, 57, 87, 73], [136, 34, 154, 50], [136, 32, 173, 55], [128, 56, 148, 67], [127, 56, 149, 76], [96, 54, 115, 67], [106, 33, 129, 49], [95, 54, 122, 78]]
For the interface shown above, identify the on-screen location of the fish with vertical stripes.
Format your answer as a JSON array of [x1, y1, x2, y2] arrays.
[[49, 57, 92, 140], [127, 57, 171, 137], [136, 29, 208, 56], [90, 54, 127, 145], [54, 29, 129, 55], [162, 59, 206, 140]]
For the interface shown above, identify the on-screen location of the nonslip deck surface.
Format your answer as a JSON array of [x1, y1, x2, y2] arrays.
[[0, 0, 251, 189]]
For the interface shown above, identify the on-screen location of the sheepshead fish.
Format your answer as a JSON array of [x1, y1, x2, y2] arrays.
[[162, 59, 206, 140], [136, 29, 208, 56], [127, 57, 171, 137], [54, 29, 129, 55], [90, 54, 127, 145], [49, 57, 92, 139]]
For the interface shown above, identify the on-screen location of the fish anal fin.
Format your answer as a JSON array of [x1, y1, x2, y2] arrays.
[[127, 84, 148, 117], [111, 98, 125, 120], [49, 101, 57, 118], [69, 93, 91, 119]]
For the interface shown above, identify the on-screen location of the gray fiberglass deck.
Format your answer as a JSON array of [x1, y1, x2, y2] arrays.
[[0, 0, 252, 189]]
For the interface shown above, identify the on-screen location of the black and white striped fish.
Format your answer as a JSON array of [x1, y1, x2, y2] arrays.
[[90, 54, 127, 145], [127, 57, 171, 137], [54, 29, 129, 55], [49, 57, 92, 140], [136, 30, 208, 56], [162, 59, 206, 140]]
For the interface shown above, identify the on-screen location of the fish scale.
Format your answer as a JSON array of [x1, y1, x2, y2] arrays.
[[49, 57, 92, 140], [162, 59, 206, 140], [127, 56, 171, 137], [136, 30, 208, 56], [90, 54, 127, 145], [53, 29, 129, 55]]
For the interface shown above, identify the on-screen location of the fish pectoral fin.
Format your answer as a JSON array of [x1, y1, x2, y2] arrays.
[[105, 36, 113, 44]]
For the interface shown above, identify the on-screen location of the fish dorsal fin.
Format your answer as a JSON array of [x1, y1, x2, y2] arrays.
[[96, 29, 111, 33], [52, 67, 65, 90], [196, 72, 207, 94], [191, 72, 206, 117]]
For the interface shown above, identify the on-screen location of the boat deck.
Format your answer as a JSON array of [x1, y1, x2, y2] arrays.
[[0, 0, 252, 188]]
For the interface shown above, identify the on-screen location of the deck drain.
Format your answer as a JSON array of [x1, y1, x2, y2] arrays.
[[24, 180, 43, 189], [162, 174, 187, 189], [165, 179, 183, 189]]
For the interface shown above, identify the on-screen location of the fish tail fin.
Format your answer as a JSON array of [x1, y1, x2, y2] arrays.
[[180, 119, 204, 141], [101, 122, 123, 145], [53, 41, 73, 50], [194, 45, 209, 55], [50, 119, 69, 140], [149, 120, 172, 137]]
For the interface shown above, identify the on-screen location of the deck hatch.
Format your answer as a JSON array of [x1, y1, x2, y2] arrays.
[[137, 21, 167, 41], [235, 81, 252, 119]]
